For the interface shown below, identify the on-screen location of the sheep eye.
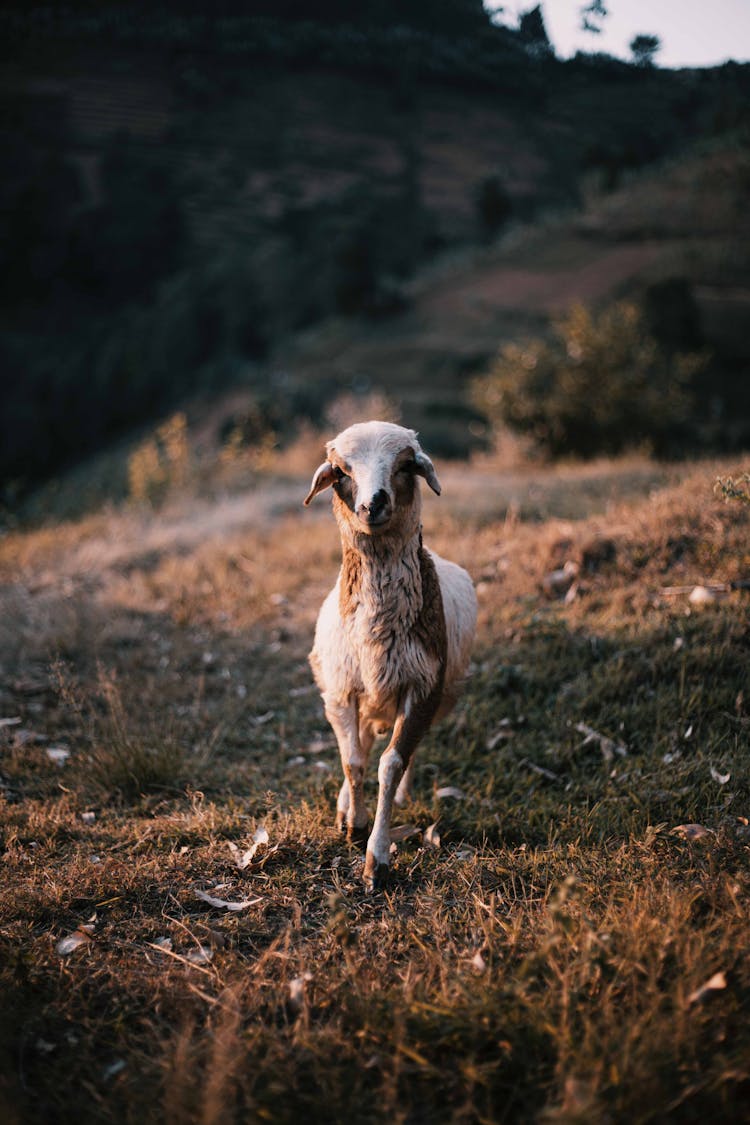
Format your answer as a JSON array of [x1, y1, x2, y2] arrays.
[[333, 466, 347, 481]]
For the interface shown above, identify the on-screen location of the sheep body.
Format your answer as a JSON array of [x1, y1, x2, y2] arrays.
[[305, 420, 477, 889]]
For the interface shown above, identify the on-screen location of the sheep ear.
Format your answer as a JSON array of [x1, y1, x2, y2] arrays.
[[414, 451, 441, 496], [304, 461, 337, 505]]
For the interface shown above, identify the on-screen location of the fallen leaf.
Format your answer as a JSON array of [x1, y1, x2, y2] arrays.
[[227, 825, 270, 869], [542, 561, 579, 599], [56, 930, 92, 956], [81, 811, 96, 824], [195, 889, 263, 912], [710, 766, 731, 785], [435, 786, 465, 800], [486, 723, 514, 750], [520, 758, 560, 782], [186, 945, 214, 965], [152, 936, 173, 952], [0, 717, 21, 728], [288, 972, 313, 1013], [102, 1060, 126, 1081], [689, 585, 720, 606], [46, 747, 70, 765], [471, 950, 487, 973], [672, 823, 715, 840], [574, 722, 627, 762], [423, 823, 441, 850], [251, 710, 275, 727], [389, 824, 420, 843], [305, 737, 333, 754], [688, 971, 727, 1005]]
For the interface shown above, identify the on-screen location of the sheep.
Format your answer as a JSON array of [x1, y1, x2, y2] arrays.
[[304, 420, 477, 891]]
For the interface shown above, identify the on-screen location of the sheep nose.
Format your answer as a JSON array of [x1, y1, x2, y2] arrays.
[[358, 489, 390, 524], [362, 489, 388, 515]]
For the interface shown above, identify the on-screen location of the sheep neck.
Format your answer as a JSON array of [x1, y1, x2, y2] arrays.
[[338, 523, 424, 634]]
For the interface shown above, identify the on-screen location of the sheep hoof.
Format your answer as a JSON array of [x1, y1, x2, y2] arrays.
[[363, 852, 390, 893], [335, 810, 347, 834]]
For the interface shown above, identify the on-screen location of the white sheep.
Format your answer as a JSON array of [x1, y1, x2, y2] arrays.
[[304, 420, 477, 890]]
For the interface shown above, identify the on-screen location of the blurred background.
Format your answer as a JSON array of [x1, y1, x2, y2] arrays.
[[1, 0, 749, 520]]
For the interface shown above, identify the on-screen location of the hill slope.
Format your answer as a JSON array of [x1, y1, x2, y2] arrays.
[[1, 454, 749, 1121]]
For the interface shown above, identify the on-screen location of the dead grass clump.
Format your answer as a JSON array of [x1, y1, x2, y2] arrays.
[[57, 664, 188, 801]]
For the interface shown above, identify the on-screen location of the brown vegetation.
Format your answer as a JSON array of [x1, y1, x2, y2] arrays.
[[1, 452, 749, 1121]]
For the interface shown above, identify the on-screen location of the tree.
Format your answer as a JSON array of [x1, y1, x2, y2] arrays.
[[630, 33, 661, 67], [518, 5, 553, 57], [580, 0, 608, 35]]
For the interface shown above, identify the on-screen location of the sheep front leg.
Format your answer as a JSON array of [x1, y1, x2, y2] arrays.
[[364, 688, 440, 892], [324, 694, 370, 844]]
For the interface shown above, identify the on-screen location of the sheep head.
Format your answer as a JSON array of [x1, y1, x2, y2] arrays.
[[303, 421, 441, 536]]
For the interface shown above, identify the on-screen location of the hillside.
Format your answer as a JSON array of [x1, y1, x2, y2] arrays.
[[2, 451, 750, 1121], [1, 3, 749, 500]]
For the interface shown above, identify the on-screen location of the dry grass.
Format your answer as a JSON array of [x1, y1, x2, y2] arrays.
[[1, 455, 750, 1123]]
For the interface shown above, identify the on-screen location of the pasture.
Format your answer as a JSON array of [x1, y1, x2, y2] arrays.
[[1, 454, 749, 1122]]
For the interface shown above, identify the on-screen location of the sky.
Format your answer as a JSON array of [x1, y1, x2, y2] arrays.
[[485, 0, 750, 68]]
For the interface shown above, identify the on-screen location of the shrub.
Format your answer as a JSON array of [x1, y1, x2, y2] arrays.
[[715, 473, 750, 506], [472, 302, 709, 459], [128, 413, 190, 506]]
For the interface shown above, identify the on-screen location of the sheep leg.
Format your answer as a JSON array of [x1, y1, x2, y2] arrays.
[[364, 688, 440, 892], [325, 695, 370, 844], [394, 758, 415, 806]]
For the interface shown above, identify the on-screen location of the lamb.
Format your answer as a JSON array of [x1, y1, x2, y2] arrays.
[[304, 420, 477, 891]]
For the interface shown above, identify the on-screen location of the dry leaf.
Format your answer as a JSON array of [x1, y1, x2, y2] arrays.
[[152, 936, 173, 952], [471, 950, 487, 973], [688, 971, 727, 1005], [390, 824, 421, 843], [289, 972, 313, 1013], [194, 889, 262, 912], [435, 786, 465, 800], [56, 930, 92, 956], [423, 823, 441, 850], [251, 710, 275, 727], [672, 823, 715, 840], [574, 722, 627, 762], [46, 747, 70, 765], [689, 585, 720, 606], [186, 945, 213, 965], [228, 826, 270, 869], [710, 766, 731, 785], [542, 562, 579, 599], [0, 717, 21, 728], [305, 737, 332, 754], [81, 811, 96, 824]]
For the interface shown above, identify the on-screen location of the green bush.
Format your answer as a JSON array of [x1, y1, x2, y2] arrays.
[[472, 301, 709, 459]]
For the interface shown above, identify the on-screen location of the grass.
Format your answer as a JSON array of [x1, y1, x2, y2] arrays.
[[1, 454, 750, 1123]]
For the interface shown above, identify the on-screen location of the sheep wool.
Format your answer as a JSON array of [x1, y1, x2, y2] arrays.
[[304, 421, 477, 891]]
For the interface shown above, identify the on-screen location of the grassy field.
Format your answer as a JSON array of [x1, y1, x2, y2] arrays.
[[1, 452, 750, 1123]]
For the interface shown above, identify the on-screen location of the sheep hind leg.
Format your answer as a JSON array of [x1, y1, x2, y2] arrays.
[[394, 758, 415, 806], [325, 695, 370, 844]]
